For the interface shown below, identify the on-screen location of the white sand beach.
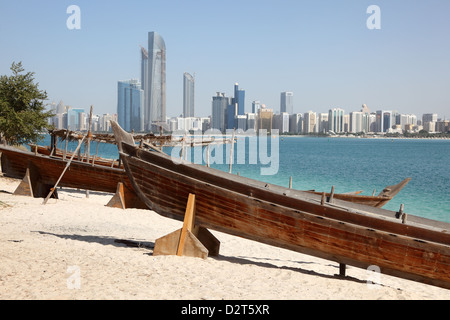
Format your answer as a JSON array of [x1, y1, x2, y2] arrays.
[[0, 173, 449, 300]]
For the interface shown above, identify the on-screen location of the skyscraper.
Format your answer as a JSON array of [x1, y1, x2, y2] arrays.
[[183, 72, 195, 118], [144, 31, 166, 131], [211, 92, 229, 132], [252, 101, 261, 114], [328, 108, 344, 133], [140, 45, 148, 124], [233, 83, 245, 115], [117, 79, 144, 132], [280, 92, 293, 114]]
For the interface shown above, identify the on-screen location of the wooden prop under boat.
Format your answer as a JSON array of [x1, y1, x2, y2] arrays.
[[111, 121, 450, 289]]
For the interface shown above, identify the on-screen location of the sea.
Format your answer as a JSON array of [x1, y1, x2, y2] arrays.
[[31, 134, 450, 223]]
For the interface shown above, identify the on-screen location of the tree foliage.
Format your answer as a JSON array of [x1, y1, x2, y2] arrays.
[[0, 62, 54, 145]]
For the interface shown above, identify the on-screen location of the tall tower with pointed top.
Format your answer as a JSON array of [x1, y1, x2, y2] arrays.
[[145, 31, 166, 131]]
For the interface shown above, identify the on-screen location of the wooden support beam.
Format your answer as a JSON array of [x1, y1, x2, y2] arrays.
[[13, 165, 58, 199], [177, 193, 196, 256], [13, 167, 33, 197], [153, 193, 220, 259], [106, 182, 147, 209]]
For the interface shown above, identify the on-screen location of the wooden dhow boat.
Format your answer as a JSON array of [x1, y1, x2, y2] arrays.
[[111, 121, 450, 289], [0, 144, 134, 199], [28, 139, 409, 209]]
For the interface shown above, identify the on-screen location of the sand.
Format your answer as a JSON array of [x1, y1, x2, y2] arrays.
[[0, 174, 449, 300]]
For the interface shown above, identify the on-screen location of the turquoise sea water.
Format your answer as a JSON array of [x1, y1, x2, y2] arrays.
[[34, 135, 450, 223]]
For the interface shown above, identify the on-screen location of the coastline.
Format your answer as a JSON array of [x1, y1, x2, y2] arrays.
[[0, 173, 449, 300]]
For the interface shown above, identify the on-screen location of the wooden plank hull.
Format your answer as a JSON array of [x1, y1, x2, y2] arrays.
[[118, 141, 450, 290], [0, 145, 129, 194], [30, 145, 405, 208], [29, 145, 122, 169]]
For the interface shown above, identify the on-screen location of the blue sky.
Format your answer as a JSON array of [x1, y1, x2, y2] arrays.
[[1, 0, 449, 118]]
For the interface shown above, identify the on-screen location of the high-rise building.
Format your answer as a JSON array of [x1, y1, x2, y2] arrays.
[[66, 107, 85, 131], [211, 92, 229, 132], [375, 110, 394, 132], [257, 107, 273, 133], [349, 111, 363, 133], [289, 113, 302, 134], [273, 112, 290, 133], [383, 111, 394, 132], [328, 108, 344, 133], [280, 92, 293, 114], [303, 111, 317, 134], [56, 100, 66, 114], [227, 103, 237, 130], [140, 46, 148, 123], [318, 113, 329, 133], [252, 101, 261, 114], [422, 113, 438, 124], [183, 72, 195, 118], [117, 79, 144, 132], [233, 83, 245, 115], [247, 113, 257, 131], [144, 31, 166, 131]]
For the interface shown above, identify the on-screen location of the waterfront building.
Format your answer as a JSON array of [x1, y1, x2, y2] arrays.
[[375, 110, 393, 133], [227, 103, 237, 129], [398, 114, 417, 131], [289, 113, 302, 134], [252, 101, 261, 114], [257, 107, 273, 133], [383, 111, 394, 132], [369, 113, 377, 132], [303, 111, 317, 134], [273, 112, 290, 133], [144, 31, 166, 131], [349, 111, 363, 133], [183, 72, 195, 118], [233, 83, 245, 115], [423, 121, 436, 132], [66, 107, 85, 131], [235, 115, 247, 131], [56, 100, 66, 114], [280, 92, 293, 114], [99, 113, 117, 132], [328, 108, 344, 133], [361, 104, 370, 114], [343, 114, 350, 132], [117, 79, 144, 132], [211, 92, 229, 132], [436, 120, 449, 133], [52, 113, 65, 130], [318, 113, 328, 134], [423, 113, 438, 124], [247, 113, 257, 131]]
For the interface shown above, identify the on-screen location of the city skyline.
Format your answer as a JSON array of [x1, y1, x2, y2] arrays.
[[0, 1, 449, 119]]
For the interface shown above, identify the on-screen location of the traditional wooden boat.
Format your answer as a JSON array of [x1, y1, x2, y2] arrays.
[[0, 144, 132, 197], [29, 144, 122, 169], [305, 177, 411, 208], [111, 121, 450, 289], [29, 143, 409, 209]]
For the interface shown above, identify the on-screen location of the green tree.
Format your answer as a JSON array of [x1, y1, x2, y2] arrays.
[[0, 62, 54, 145]]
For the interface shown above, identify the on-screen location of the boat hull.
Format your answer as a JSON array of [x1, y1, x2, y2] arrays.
[[0, 145, 129, 194], [119, 142, 450, 290]]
